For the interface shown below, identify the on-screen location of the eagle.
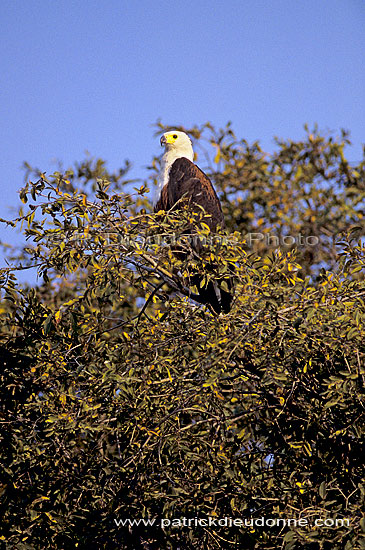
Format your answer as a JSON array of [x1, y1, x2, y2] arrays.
[[153, 130, 233, 314]]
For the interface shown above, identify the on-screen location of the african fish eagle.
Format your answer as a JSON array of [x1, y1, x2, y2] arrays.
[[153, 130, 233, 314]]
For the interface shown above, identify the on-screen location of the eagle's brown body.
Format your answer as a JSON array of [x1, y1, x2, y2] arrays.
[[154, 156, 233, 314], [155, 157, 225, 231]]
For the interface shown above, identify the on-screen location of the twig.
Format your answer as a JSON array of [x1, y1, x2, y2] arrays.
[[135, 281, 164, 328]]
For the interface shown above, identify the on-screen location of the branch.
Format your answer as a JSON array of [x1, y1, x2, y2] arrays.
[[135, 281, 164, 328], [126, 256, 206, 306]]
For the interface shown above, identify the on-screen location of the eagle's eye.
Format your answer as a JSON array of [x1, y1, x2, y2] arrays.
[[172, 134, 178, 139]]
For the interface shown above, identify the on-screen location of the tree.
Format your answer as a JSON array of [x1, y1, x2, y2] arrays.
[[0, 123, 364, 549]]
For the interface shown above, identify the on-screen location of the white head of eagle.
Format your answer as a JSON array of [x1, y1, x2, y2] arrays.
[[153, 130, 233, 314], [153, 131, 194, 207]]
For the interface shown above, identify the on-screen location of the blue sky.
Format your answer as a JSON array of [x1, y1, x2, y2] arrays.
[[1, 0, 364, 278]]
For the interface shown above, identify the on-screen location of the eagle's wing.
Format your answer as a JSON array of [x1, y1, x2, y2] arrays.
[[154, 157, 233, 314], [168, 158, 233, 313], [167, 157, 225, 230]]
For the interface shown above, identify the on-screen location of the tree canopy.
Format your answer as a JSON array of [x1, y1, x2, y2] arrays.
[[0, 122, 364, 549]]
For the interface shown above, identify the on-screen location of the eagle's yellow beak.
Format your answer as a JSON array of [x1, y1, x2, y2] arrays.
[[161, 134, 177, 146]]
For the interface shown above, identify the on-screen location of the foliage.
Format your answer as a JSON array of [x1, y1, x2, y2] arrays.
[[0, 123, 364, 549]]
